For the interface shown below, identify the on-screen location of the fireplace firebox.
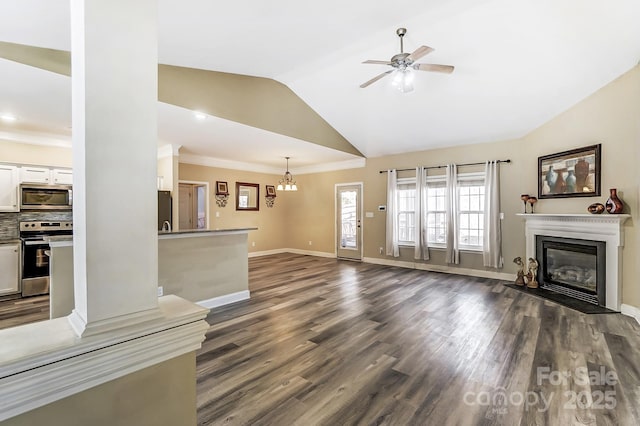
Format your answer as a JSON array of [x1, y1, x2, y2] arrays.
[[536, 235, 606, 306]]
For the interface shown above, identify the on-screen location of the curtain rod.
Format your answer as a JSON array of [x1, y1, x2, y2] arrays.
[[378, 159, 511, 174]]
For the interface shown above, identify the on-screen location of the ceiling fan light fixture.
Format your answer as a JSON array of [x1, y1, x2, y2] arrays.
[[360, 28, 454, 91], [392, 69, 414, 93]]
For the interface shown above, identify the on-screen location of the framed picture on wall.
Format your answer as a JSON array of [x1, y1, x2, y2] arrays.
[[216, 181, 229, 195], [538, 144, 601, 199], [265, 185, 277, 197]]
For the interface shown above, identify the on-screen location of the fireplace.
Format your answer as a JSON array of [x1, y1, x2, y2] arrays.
[[536, 235, 606, 306], [519, 213, 629, 311]]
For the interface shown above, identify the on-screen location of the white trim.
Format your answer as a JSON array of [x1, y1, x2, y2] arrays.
[[179, 154, 365, 175], [180, 154, 283, 175], [249, 248, 336, 258], [621, 304, 640, 325], [0, 130, 72, 148], [362, 256, 514, 281], [0, 295, 209, 422], [518, 213, 630, 311], [295, 158, 366, 174], [157, 143, 181, 158], [197, 290, 250, 309], [248, 250, 511, 280]]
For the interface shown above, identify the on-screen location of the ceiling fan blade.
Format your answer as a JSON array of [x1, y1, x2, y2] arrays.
[[414, 63, 455, 74], [407, 45, 434, 62], [363, 60, 392, 65], [360, 70, 394, 88]]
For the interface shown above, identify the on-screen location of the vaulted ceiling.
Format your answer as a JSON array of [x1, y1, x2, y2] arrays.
[[1, 0, 639, 173]]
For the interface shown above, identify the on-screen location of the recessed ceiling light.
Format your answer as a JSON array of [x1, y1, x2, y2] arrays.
[[194, 112, 207, 121], [0, 114, 17, 122]]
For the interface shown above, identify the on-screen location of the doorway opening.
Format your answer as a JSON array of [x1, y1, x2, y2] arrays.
[[178, 181, 209, 230]]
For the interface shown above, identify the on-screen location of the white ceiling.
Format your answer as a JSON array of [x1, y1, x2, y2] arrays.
[[1, 0, 639, 171]]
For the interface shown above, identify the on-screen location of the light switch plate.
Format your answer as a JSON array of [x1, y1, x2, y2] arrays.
[[365, 212, 374, 218]]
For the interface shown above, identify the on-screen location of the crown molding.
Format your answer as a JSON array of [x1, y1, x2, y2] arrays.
[[179, 153, 284, 175], [179, 153, 366, 175], [157, 143, 182, 159], [294, 158, 366, 175], [0, 130, 71, 148]]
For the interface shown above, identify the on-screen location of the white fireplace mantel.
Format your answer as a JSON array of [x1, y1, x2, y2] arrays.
[[517, 213, 631, 310]]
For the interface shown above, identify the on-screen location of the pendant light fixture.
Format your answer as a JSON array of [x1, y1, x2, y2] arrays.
[[277, 157, 298, 191]]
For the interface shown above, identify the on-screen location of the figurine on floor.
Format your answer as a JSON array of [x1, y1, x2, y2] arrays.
[[527, 257, 539, 288], [513, 257, 526, 286]]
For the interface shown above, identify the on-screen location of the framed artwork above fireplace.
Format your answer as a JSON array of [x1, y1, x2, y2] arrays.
[[538, 144, 601, 199]]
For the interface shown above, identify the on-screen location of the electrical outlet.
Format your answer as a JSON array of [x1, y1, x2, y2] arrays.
[[379, 247, 384, 254], [308, 241, 312, 246], [252, 241, 256, 247], [157, 286, 163, 297], [216, 211, 220, 218]]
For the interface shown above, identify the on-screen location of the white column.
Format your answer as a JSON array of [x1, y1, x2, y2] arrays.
[[69, 0, 161, 336]]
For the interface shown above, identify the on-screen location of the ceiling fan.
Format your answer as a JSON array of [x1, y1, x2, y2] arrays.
[[360, 28, 454, 93]]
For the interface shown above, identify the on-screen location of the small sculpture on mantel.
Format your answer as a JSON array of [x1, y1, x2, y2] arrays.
[[527, 257, 539, 289], [513, 257, 526, 286]]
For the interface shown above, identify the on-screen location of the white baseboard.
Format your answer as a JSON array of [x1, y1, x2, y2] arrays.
[[621, 304, 640, 324], [249, 250, 513, 281], [197, 290, 250, 309], [363, 257, 514, 281], [249, 248, 336, 259]]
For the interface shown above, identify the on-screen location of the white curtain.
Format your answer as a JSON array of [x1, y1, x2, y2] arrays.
[[445, 164, 459, 264], [385, 169, 400, 257], [483, 161, 504, 268], [414, 166, 429, 260]]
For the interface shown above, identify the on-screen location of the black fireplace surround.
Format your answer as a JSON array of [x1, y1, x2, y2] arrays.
[[536, 235, 606, 306]]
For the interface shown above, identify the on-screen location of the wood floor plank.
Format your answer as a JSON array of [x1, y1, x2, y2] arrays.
[[3, 253, 640, 425]]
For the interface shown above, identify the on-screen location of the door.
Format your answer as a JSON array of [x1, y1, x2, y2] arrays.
[[178, 182, 208, 230], [336, 183, 362, 260], [178, 183, 194, 230]]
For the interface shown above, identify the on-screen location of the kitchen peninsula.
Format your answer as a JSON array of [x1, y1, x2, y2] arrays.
[[47, 228, 256, 319]]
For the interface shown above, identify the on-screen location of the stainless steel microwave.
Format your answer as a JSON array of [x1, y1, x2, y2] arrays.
[[20, 184, 73, 210]]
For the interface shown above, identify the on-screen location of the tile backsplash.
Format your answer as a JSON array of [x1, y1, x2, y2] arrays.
[[0, 211, 73, 241]]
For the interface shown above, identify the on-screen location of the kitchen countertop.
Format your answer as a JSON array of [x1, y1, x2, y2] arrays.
[[46, 228, 257, 246]]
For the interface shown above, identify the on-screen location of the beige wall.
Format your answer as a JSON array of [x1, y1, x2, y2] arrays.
[[288, 65, 639, 306], [0, 139, 72, 167], [3, 352, 197, 426], [159, 233, 249, 301], [179, 163, 291, 253]]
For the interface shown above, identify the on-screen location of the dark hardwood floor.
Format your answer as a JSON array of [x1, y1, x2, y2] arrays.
[[198, 253, 640, 426], [2, 254, 640, 425], [0, 294, 48, 330]]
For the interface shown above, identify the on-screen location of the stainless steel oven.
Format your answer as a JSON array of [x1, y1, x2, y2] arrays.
[[20, 184, 73, 211], [20, 221, 73, 297]]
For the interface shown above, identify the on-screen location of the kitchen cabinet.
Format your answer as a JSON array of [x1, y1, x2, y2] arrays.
[[0, 242, 20, 296], [0, 164, 19, 212], [20, 166, 51, 184], [52, 169, 73, 185]]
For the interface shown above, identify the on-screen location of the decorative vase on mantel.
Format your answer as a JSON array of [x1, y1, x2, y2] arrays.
[[605, 188, 624, 214]]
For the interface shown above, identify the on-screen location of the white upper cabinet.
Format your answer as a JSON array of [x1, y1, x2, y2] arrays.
[[20, 166, 51, 184], [0, 164, 19, 212], [52, 169, 73, 185], [19, 166, 73, 185]]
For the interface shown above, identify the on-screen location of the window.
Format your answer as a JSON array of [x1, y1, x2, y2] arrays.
[[397, 180, 415, 245], [458, 175, 485, 250], [393, 173, 485, 250], [426, 179, 447, 247]]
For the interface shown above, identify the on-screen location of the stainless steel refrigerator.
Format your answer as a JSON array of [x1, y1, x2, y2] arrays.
[[158, 190, 172, 231]]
